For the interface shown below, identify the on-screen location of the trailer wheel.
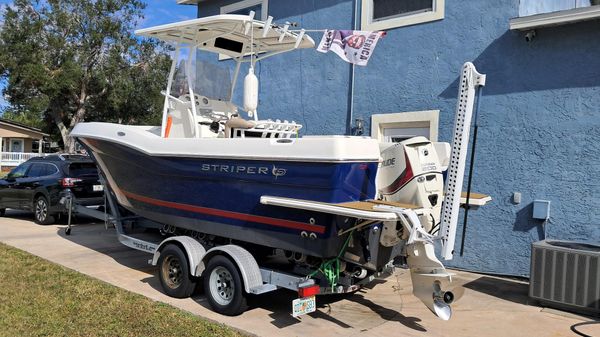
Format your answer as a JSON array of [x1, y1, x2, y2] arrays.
[[158, 244, 197, 298], [203, 255, 247, 316]]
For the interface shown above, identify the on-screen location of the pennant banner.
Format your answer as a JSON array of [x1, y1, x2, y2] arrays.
[[317, 30, 385, 66]]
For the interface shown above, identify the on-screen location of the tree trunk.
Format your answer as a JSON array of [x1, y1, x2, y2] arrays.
[[52, 113, 73, 153], [59, 85, 89, 153], [66, 105, 87, 153], [50, 105, 86, 154], [64, 136, 76, 153]]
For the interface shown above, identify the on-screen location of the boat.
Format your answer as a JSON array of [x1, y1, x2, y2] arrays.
[[70, 14, 489, 320]]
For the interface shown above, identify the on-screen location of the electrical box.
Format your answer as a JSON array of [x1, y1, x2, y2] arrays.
[[513, 192, 521, 204], [532, 200, 550, 220]]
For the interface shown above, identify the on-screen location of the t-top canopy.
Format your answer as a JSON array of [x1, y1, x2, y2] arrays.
[[135, 14, 315, 59]]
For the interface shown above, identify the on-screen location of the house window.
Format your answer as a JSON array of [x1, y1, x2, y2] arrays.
[[510, 0, 600, 30], [519, 0, 595, 16], [220, 0, 268, 21], [10, 138, 24, 153], [384, 127, 431, 143], [371, 110, 439, 143], [361, 0, 444, 31]]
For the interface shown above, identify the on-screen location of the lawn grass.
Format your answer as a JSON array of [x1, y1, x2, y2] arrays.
[[0, 243, 244, 337]]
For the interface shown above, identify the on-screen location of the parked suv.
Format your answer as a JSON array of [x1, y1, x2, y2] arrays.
[[0, 154, 104, 224]]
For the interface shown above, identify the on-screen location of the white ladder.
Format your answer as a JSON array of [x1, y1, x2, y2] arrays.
[[439, 62, 486, 260]]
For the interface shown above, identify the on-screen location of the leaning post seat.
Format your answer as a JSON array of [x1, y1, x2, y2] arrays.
[[225, 117, 302, 138]]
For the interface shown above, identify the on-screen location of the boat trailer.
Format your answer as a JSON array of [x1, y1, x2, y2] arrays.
[[62, 183, 485, 319]]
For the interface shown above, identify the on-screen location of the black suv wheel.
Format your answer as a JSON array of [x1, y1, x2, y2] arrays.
[[34, 195, 55, 225]]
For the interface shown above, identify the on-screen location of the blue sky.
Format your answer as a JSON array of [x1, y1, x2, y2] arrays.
[[0, 0, 197, 109], [140, 0, 197, 28]]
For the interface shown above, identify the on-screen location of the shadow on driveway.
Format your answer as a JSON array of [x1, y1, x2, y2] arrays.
[[462, 275, 533, 306]]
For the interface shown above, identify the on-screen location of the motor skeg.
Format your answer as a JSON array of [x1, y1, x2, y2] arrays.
[[376, 136, 444, 232]]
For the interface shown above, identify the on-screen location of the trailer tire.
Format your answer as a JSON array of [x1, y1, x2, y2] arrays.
[[203, 255, 248, 316], [158, 244, 197, 298]]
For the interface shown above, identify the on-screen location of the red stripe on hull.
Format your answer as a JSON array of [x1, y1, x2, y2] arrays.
[[122, 190, 326, 234]]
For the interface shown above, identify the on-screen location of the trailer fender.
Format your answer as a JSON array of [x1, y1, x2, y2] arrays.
[[151, 236, 206, 277], [197, 245, 262, 294]]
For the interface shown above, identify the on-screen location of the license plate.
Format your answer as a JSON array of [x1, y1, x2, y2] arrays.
[[292, 296, 316, 317], [93, 185, 104, 192]]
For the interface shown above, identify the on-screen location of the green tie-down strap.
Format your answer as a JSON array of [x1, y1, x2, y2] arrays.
[[308, 230, 354, 291]]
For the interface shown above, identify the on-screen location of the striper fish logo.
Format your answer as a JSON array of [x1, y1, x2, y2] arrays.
[[272, 165, 287, 178]]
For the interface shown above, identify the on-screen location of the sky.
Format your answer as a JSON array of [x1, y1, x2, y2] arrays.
[[0, 0, 198, 109]]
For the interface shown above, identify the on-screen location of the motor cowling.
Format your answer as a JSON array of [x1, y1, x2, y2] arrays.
[[376, 136, 446, 233]]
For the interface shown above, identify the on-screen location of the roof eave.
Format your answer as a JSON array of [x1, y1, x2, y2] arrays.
[[0, 119, 50, 137]]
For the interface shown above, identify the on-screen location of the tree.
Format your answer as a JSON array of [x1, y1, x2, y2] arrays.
[[0, 0, 171, 152]]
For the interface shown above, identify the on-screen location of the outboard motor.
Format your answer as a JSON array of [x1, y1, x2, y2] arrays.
[[370, 63, 485, 320], [376, 136, 449, 233]]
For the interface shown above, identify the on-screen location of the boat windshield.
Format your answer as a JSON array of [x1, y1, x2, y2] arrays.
[[170, 59, 233, 102]]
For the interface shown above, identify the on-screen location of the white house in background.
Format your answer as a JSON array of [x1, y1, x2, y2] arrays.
[[0, 118, 48, 171]]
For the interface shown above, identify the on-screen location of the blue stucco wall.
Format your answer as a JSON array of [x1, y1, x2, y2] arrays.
[[196, 0, 600, 276]]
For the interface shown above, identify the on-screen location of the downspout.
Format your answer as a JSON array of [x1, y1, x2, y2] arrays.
[[346, 0, 359, 135]]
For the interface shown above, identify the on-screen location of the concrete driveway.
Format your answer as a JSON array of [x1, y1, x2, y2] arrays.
[[0, 210, 594, 337]]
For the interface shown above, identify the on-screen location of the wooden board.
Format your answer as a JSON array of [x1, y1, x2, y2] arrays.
[[460, 192, 492, 206], [460, 192, 490, 200]]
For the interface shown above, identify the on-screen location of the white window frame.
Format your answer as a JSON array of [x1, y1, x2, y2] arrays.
[[361, 0, 445, 31], [371, 110, 439, 143], [220, 0, 269, 21], [510, 4, 600, 30]]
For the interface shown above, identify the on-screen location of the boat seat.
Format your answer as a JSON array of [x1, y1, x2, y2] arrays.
[[224, 117, 256, 138]]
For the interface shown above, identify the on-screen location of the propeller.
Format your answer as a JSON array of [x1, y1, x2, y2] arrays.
[[432, 281, 453, 320], [433, 298, 452, 321], [432, 285, 466, 320]]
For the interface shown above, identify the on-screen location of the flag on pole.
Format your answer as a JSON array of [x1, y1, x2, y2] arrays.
[[317, 30, 385, 66]]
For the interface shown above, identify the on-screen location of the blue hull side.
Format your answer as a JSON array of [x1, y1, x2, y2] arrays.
[[80, 138, 379, 257]]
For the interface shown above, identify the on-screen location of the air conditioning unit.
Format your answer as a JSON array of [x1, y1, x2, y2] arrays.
[[529, 240, 600, 316]]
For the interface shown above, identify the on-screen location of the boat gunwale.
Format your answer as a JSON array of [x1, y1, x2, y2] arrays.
[[75, 134, 381, 163]]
